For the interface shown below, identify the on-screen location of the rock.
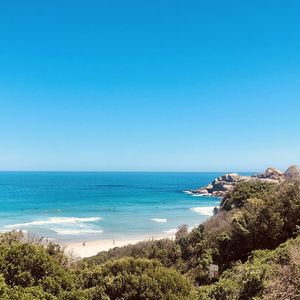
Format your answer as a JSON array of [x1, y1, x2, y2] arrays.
[[227, 173, 240, 182], [212, 191, 226, 197], [221, 174, 238, 182], [191, 188, 210, 195], [212, 179, 218, 185], [238, 176, 250, 182], [265, 167, 282, 177], [284, 165, 300, 181], [206, 184, 214, 191], [222, 184, 234, 191], [198, 189, 210, 195], [265, 167, 284, 181], [211, 182, 225, 191], [253, 167, 284, 182], [187, 165, 298, 198]]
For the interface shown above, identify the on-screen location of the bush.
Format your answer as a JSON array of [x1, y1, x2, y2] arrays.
[[79, 257, 196, 300], [84, 238, 183, 270], [220, 180, 276, 211], [215, 180, 300, 267], [198, 236, 300, 300]]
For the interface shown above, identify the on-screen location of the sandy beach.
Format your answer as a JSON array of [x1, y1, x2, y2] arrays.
[[65, 234, 175, 258]]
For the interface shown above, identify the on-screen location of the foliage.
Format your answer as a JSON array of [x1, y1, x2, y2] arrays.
[[198, 236, 300, 300], [0, 179, 300, 298], [83, 238, 183, 270], [215, 179, 300, 267], [0, 232, 195, 299], [78, 257, 196, 300], [220, 180, 276, 211]]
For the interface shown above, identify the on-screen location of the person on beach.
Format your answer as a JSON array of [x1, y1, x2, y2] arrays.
[[83, 241, 86, 247], [113, 239, 115, 245]]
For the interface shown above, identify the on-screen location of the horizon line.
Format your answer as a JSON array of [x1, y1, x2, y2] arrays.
[[0, 170, 257, 173]]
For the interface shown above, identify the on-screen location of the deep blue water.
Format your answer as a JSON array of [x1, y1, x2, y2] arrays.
[[0, 172, 225, 242]]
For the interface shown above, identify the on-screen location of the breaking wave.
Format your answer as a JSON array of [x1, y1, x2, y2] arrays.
[[190, 206, 215, 216], [5, 217, 101, 229], [151, 218, 167, 223], [52, 228, 103, 235]]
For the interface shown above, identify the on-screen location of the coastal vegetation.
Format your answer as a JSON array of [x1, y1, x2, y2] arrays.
[[0, 232, 195, 299], [0, 176, 300, 299]]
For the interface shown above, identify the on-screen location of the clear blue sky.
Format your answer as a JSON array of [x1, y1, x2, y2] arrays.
[[0, 1, 299, 171]]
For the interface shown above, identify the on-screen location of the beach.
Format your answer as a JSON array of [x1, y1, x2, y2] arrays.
[[0, 172, 222, 246], [65, 234, 175, 258]]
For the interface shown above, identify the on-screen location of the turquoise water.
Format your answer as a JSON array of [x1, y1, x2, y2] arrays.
[[0, 172, 223, 242]]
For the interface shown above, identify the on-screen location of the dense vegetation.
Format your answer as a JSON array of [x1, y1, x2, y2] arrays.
[[0, 232, 195, 299], [0, 178, 299, 299], [199, 236, 300, 300]]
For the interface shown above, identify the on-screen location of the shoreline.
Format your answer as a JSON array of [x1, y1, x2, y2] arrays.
[[64, 233, 176, 258]]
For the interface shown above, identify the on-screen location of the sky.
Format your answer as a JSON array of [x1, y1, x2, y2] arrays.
[[0, 0, 300, 172]]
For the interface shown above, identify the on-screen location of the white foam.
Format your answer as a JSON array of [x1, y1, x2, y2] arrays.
[[164, 228, 177, 234], [151, 218, 167, 223], [183, 190, 193, 195], [190, 206, 215, 216], [5, 217, 101, 229], [52, 228, 103, 235]]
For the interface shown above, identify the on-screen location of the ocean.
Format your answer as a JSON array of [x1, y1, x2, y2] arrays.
[[0, 172, 225, 243]]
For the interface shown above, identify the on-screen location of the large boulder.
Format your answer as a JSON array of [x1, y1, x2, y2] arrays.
[[227, 173, 240, 182], [220, 173, 240, 182], [265, 167, 281, 176], [254, 167, 284, 182], [284, 165, 300, 181]]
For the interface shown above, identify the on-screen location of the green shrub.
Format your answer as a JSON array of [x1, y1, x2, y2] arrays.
[[198, 236, 300, 300], [220, 180, 275, 211], [79, 257, 196, 300]]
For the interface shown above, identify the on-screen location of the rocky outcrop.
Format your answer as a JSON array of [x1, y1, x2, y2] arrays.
[[284, 165, 300, 181], [190, 173, 247, 197], [189, 165, 299, 197], [254, 167, 284, 181]]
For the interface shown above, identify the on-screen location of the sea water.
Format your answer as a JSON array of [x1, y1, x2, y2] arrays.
[[0, 172, 226, 242]]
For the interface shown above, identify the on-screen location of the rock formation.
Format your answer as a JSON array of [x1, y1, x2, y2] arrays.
[[189, 165, 300, 197], [284, 165, 300, 181]]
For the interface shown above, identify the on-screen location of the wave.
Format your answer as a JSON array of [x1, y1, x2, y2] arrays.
[[52, 228, 103, 235], [164, 228, 177, 234], [151, 218, 167, 223], [183, 190, 193, 195], [5, 217, 101, 229], [190, 206, 215, 216]]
